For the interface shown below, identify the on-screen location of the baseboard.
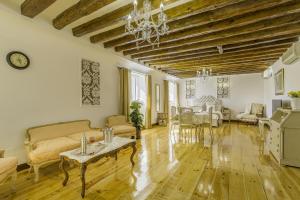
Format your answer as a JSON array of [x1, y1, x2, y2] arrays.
[[17, 163, 30, 172]]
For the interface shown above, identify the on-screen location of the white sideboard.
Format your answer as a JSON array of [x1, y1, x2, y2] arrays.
[[270, 108, 300, 167]]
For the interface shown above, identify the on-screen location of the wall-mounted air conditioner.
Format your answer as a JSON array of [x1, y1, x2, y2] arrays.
[[282, 42, 300, 65]]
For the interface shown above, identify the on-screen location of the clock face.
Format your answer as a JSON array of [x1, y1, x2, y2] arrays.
[[6, 51, 30, 70]]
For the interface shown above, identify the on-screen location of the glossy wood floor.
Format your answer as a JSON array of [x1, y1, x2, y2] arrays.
[[1, 123, 300, 200]]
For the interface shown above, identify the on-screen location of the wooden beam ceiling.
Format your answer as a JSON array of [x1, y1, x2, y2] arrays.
[[133, 34, 299, 59], [125, 22, 300, 58], [89, 0, 247, 42], [21, 0, 57, 18], [72, 0, 182, 37], [142, 39, 296, 63], [53, 0, 117, 30], [124, 20, 300, 56], [18, 0, 300, 76], [145, 45, 290, 65], [110, 1, 300, 50]]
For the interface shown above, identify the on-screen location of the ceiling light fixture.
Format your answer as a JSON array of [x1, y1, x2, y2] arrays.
[[197, 68, 212, 81], [125, 0, 168, 48]]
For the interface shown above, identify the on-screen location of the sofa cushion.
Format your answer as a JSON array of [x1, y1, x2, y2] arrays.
[[29, 137, 80, 164], [112, 125, 136, 135], [68, 130, 103, 142], [107, 115, 127, 127], [0, 157, 17, 175]]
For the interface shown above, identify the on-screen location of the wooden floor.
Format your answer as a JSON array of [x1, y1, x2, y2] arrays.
[[1, 123, 300, 200]]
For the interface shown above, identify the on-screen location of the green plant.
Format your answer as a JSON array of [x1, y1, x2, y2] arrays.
[[288, 91, 300, 98], [130, 101, 144, 130]]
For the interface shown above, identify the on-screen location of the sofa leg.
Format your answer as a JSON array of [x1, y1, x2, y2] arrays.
[[11, 171, 17, 192], [33, 165, 39, 182]]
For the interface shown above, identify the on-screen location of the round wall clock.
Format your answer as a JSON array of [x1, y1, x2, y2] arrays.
[[6, 51, 30, 70]]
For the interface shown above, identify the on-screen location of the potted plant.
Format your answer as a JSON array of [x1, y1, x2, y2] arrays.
[[288, 91, 300, 110], [130, 101, 144, 139]]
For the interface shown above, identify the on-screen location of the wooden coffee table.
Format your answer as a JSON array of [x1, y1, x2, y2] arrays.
[[59, 136, 136, 198]]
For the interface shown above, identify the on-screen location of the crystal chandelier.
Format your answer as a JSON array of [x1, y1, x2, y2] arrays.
[[125, 0, 168, 48], [197, 68, 212, 81]]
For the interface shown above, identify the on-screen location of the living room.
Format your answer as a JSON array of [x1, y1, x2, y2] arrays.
[[1, 0, 300, 199]]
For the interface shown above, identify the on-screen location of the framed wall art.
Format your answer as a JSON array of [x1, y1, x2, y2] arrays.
[[81, 59, 100, 106], [217, 77, 230, 98], [274, 68, 284, 95]]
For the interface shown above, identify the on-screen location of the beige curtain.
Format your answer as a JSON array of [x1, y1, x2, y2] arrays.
[[145, 75, 152, 129], [119, 67, 130, 121], [176, 82, 180, 107], [163, 80, 169, 116]]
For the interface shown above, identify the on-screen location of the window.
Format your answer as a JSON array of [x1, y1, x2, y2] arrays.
[[131, 72, 147, 121], [169, 81, 178, 107], [155, 84, 160, 112], [186, 80, 195, 99]]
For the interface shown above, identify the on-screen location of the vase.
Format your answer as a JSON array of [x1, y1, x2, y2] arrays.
[[291, 98, 300, 110], [136, 128, 141, 139]]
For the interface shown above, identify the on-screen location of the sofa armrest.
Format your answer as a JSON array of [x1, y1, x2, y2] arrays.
[[0, 149, 4, 158], [24, 139, 35, 152]]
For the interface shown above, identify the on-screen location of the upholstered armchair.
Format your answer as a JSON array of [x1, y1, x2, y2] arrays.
[[0, 149, 17, 191], [236, 103, 265, 124], [106, 115, 136, 138]]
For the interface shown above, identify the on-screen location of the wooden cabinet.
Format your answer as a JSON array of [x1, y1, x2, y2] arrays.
[[270, 109, 300, 167]]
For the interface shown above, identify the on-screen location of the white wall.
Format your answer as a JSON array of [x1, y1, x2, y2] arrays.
[[264, 56, 300, 117], [179, 73, 265, 118], [0, 8, 173, 163]]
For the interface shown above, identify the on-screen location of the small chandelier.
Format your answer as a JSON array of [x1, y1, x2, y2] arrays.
[[125, 0, 168, 48], [197, 68, 212, 81]]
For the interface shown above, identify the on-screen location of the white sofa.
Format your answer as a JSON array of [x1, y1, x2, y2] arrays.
[[236, 103, 264, 124], [0, 149, 17, 191]]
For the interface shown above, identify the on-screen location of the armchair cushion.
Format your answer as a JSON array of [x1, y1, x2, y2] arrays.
[[107, 115, 127, 127], [112, 125, 136, 135], [68, 130, 103, 142], [0, 157, 17, 175], [29, 137, 80, 164], [236, 113, 258, 122]]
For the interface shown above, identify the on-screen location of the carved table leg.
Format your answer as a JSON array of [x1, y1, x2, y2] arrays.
[[80, 163, 87, 198], [60, 156, 69, 186], [130, 143, 137, 167]]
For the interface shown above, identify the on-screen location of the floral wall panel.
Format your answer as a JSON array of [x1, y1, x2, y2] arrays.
[[81, 59, 100, 105], [217, 77, 230, 99]]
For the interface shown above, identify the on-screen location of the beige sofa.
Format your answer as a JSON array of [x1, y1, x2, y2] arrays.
[[0, 149, 17, 191], [25, 120, 102, 182], [106, 115, 136, 138]]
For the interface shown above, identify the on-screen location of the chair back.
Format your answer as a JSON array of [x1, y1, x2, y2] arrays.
[[179, 109, 194, 125], [170, 106, 177, 118]]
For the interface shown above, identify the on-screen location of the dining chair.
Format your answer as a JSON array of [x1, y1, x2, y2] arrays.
[[202, 107, 214, 145], [179, 107, 197, 141]]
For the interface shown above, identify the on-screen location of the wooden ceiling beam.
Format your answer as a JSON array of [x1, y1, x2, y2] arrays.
[[174, 69, 265, 78], [107, 0, 300, 49], [53, 0, 117, 30], [125, 22, 300, 57], [72, 0, 182, 37], [135, 35, 298, 60], [153, 53, 282, 66], [156, 56, 279, 68], [123, 15, 300, 55], [147, 48, 287, 65], [21, 0, 57, 18], [89, 0, 247, 42], [133, 34, 299, 59], [143, 43, 291, 63]]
